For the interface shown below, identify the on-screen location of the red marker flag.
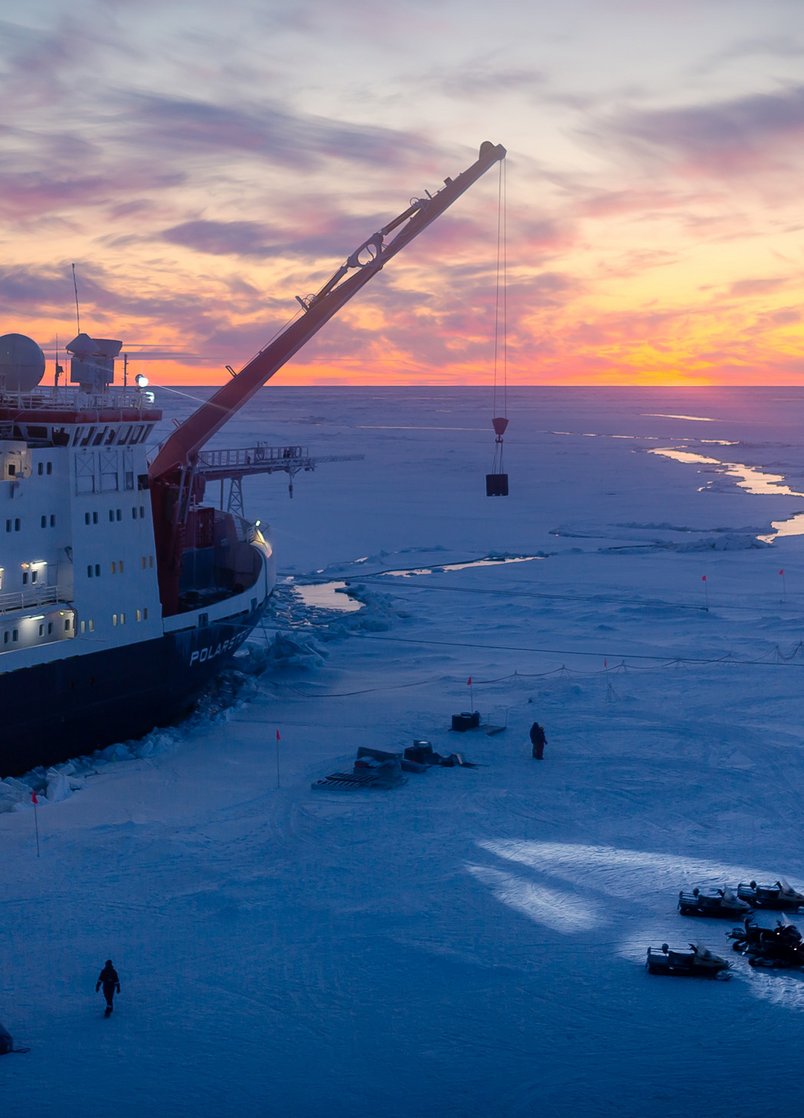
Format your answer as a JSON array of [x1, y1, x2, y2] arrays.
[[701, 575, 707, 582], [467, 676, 472, 686], [276, 729, 281, 742], [779, 569, 785, 576], [31, 791, 38, 805]]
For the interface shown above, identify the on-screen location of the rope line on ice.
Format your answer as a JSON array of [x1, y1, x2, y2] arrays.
[[352, 632, 804, 667], [260, 647, 804, 701]]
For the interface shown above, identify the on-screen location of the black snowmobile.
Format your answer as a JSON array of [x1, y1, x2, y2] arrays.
[[728, 916, 804, 969], [736, 879, 804, 911], [678, 886, 752, 919], [646, 942, 731, 978]]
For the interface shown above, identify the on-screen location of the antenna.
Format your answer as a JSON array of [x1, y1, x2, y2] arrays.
[[71, 263, 81, 334]]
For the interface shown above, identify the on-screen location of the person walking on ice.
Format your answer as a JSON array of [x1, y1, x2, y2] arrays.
[[96, 960, 121, 1017], [529, 721, 547, 760]]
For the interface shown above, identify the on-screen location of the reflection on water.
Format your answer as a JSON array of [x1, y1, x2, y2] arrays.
[[650, 447, 804, 498], [643, 412, 717, 422], [650, 446, 804, 542], [294, 581, 363, 612], [385, 555, 543, 577], [758, 514, 804, 544]]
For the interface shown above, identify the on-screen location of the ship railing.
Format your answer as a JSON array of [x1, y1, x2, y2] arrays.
[[0, 585, 69, 614], [0, 386, 155, 413], [197, 444, 309, 470]]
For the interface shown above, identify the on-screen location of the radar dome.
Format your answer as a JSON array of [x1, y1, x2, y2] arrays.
[[0, 334, 46, 392]]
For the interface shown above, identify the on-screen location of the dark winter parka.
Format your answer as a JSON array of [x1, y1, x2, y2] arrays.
[[529, 722, 547, 759], [96, 962, 120, 994]]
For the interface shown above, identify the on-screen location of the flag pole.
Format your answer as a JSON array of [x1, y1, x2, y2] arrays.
[[31, 792, 40, 858], [467, 676, 474, 711], [275, 729, 281, 789]]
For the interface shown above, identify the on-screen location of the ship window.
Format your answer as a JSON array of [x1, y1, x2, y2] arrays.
[[64, 618, 71, 631], [5, 520, 10, 532], [80, 620, 85, 633], [119, 560, 124, 573], [41, 515, 47, 528], [149, 555, 154, 567], [112, 613, 117, 626], [0, 569, 3, 589], [81, 427, 95, 446], [38, 624, 44, 636], [116, 509, 122, 521], [47, 462, 52, 475], [85, 513, 90, 525], [89, 619, 94, 632], [22, 571, 28, 585], [92, 430, 104, 446], [95, 564, 100, 577], [199, 613, 209, 628], [87, 565, 93, 578], [109, 509, 114, 522], [143, 607, 148, 619], [136, 609, 141, 622], [50, 515, 55, 526], [3, 632, 7, 644], [111, 561, 117, 574], [125, 472, 134, 490], [12, 628, 18, 641], [93, 511, 98, 524], [31, 569, 38, 583], [120, 612, 125, 624], [137, 474, 149, 490], [37, 462, 43, 475], [120, 426, 132, 444], [139, 505, 145, 517], [105, 429, 115, 445], [48, 622, 53, 634]]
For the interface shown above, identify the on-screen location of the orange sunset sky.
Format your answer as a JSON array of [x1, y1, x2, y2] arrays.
[[2, 0, 803, 387]]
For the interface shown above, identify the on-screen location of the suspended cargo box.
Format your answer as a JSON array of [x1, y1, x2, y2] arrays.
[[486, 473, 509, 497]]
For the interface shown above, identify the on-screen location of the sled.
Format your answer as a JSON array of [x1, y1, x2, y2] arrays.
[[312, 758, 407, 791]]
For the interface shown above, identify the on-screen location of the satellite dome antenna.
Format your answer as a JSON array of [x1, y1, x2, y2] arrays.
[[486, 159, 509, 497]]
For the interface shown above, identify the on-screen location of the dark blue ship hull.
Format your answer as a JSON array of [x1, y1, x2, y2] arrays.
[[0, 598, 268, 777]]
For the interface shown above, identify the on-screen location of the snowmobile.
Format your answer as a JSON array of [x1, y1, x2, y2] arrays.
[[646, 943, 731, 978], [728, 916, 804, 969], [736, 879, 804, 911], [678, 886, 752, 919]]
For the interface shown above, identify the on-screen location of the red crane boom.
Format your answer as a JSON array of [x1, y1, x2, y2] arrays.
[[148, 140, 506, 613]]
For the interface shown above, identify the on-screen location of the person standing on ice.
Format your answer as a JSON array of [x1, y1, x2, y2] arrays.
[[96, 960, 121, 1017], [529, 722, 547, 760]]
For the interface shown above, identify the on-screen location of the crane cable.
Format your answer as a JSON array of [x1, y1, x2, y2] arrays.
[[491, 160, 508, 475]]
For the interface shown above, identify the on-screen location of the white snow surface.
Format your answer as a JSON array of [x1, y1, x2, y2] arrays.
[[3, 387, 804, 1117]]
